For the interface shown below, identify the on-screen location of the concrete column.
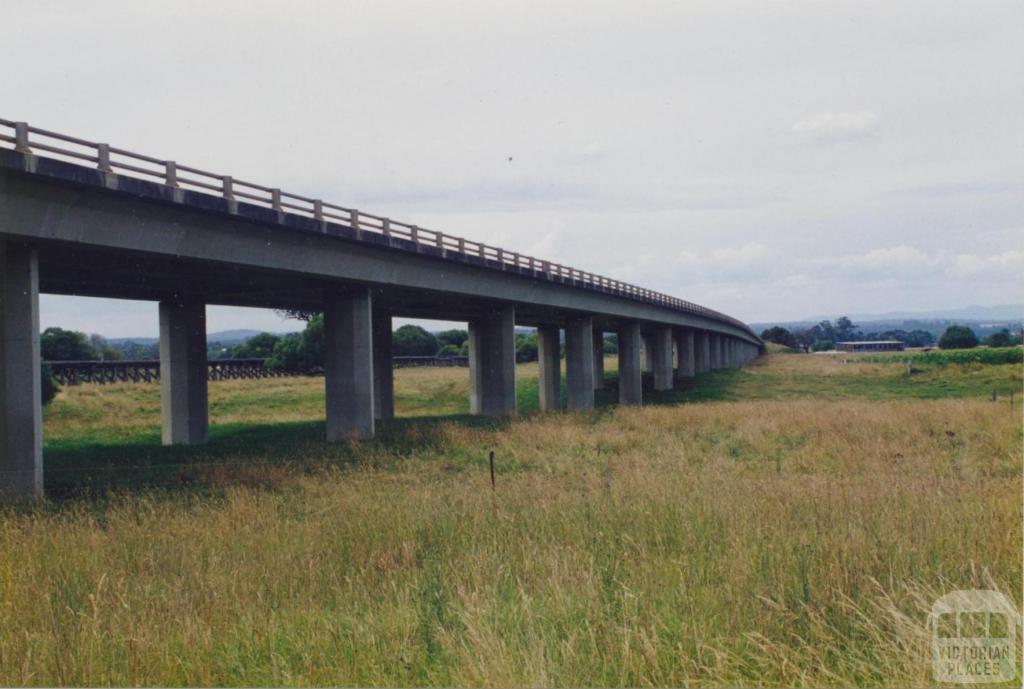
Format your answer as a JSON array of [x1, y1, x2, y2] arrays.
[[159, 299, 208, 446], [641, 334, 653, 373], [324, 288, 375, 440], [617, 322, 643, 406], [1, 240, 42, 497], [592, 327, 605, 390], [650, 326, 674, 391], [709, 333, 722, 369], [372, 309, 394, 420], [675, 328, 695, 380], [720, 336, 729, 368], [565, 316, 595, 411], [695, 331, 710, 373], [468, 305, 516, 416], [730, 339, 738, 368], [537, 325, 561, 411]]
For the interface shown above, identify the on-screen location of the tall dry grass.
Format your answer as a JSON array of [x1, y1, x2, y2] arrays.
[[2, 390, 1020, 685]]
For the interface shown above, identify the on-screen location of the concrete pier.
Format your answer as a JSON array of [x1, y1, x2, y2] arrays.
[[695, 331, 710, 373], [0, 240, 42, 496], [709, 333, 722, 369], [592, 327, 605, 390], [675, 328, 695, 379], [324, 288, 375, 440], [159, 299, 208, 446], [537, 324, 561, 411], [650, 326, 674, 391], [565, 316, 595, 411], [469, 305, 517, 416], [372, 309, 394, 420], [618, 322, 643, 406]]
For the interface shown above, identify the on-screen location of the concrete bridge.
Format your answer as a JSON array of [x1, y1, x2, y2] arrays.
[[0, 119, 762, 497]]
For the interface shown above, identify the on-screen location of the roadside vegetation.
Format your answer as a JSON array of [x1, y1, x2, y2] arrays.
[[1, 351, 1020, 686]]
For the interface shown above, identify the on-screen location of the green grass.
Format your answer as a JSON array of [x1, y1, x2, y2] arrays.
[[0, 352, 1019, 686]]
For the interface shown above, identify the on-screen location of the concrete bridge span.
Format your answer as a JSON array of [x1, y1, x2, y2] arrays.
[[0, 120, 762, 496]]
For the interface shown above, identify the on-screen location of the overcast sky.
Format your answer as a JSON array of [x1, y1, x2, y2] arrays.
[[4, 0, 1022, 336]]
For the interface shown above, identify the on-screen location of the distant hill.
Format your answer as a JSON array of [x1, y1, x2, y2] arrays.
[[751, 304, 1023, 341], [107, 329, 292, 346], [805, 304, 1022, 323]]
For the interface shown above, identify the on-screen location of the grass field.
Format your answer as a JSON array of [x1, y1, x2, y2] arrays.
[[1, 351, 1020, 686]]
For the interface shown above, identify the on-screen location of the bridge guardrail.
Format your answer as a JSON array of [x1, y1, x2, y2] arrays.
[[0, 118, 759, 341]]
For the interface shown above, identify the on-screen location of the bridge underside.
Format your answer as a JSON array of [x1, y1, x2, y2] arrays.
[[34, 239, 630, 330], [0, 152, 762, 497]]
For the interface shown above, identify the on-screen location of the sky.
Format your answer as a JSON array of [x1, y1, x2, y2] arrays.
[[3, 0, 1022, 336]]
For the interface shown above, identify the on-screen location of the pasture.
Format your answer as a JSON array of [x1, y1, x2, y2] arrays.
[[1, 350, 1020, 686]]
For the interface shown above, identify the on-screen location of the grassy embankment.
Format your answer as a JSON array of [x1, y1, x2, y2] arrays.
[[0, 349, 1020, 686]]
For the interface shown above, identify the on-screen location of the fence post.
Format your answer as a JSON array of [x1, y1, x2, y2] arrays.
[[13, 122, 30, 153], [96, 143, 112, 172], [165, 160, 178, 187]]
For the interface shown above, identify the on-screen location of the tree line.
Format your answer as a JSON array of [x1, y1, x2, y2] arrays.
[[760, 317, 1022, 351]]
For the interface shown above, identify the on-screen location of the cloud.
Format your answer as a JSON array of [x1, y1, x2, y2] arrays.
[[791, 111, 880, 144], [947, 249, 1024, 279], [814, 245, 938, 277]]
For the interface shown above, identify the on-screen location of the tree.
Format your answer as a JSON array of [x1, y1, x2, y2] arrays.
[[231, 332, 281, 358], [393, 325, 437, 356], [834, 316, 857, 341], [274, 308, 320, 323], [266, 334, 308, 372], [937, 325, 979, 350], [436, 329, 468, 350], [811, 339, 834, 352], [515, 333, 538, 363], [40, 327, 99, 361], [89, 333, 123, 361], [984, 329, 1013, 348], [266, 315, 324, 372], [602, 334, 618, 354], [436, 344, 461, 357], [760, 326, 798, 348]]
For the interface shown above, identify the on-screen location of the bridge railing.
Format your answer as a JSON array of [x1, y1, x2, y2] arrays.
[[0, 118, 758, 339]]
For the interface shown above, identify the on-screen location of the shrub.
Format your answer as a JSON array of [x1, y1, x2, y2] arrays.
[[938, 325, 979, 350], [860, 347, 1022, 366], [231, 332, 281, 358], [761, 326, 798, 348], [984, 329, 1013, 348], [515, 334, 538, 363], [436, 344, 461, 357], [436, 329, 468, 349], [811, 339, 834, 352], [40, 364, 59, 405]]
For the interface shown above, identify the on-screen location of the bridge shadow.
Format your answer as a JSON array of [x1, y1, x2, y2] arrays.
[[42, 371, 741, 500], [42, 413, 512, 500]]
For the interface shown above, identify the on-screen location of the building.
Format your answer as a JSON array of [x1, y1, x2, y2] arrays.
[[835, 340, 904, 352]]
